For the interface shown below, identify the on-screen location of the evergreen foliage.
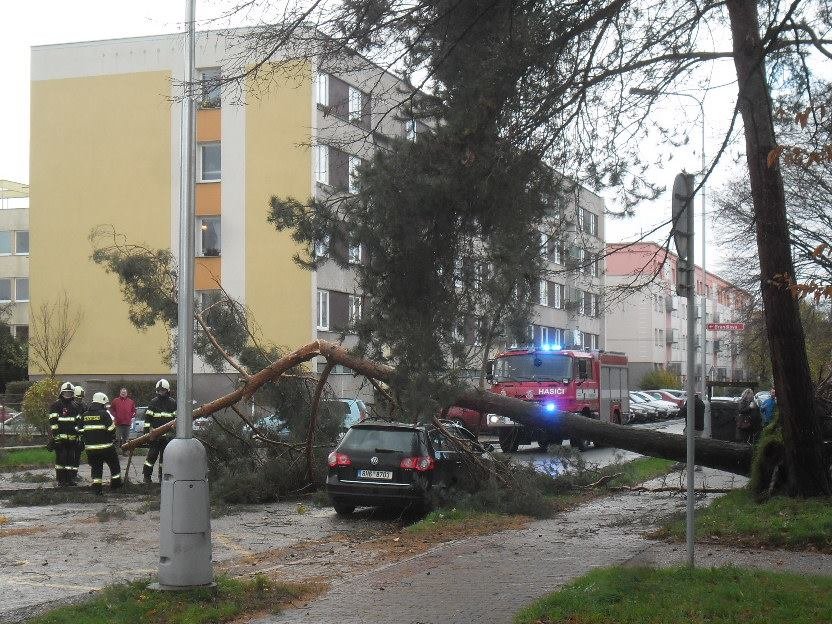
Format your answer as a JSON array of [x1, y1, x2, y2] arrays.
[[639, 369, 682, 390]]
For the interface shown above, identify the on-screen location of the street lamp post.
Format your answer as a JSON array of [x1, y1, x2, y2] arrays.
[[630, 88, 709, 436]]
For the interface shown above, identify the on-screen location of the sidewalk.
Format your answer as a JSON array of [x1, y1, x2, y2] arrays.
[[0, 454, 147, 492], [254, 469, 832, 624]]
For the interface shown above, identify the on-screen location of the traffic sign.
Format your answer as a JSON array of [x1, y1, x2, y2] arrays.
[[671, 173, 695, 262], [706, 322, 745, 331]]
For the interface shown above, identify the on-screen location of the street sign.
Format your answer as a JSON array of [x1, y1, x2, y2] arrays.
[[707, 322, 745, 331], [671, 173, 695, 261]]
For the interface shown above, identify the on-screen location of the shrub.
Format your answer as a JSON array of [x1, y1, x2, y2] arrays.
[[5, 380, 33, 398], [640, 368, 681, 390], [22, 378, 61, 435]]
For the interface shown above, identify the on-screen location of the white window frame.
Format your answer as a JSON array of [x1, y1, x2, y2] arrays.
[[539, 279, 548, 306], [540, 326, 551, 345], [317, 289, 330, 331], [0, 278, 10, 302], [315, 145, 329, 185], [315, 72, 329, 107], [199, 142, 221, 182], [196, 216, 221, 257], [540, 231, 547, 254], [348, 294, 362, 325], [14, 278, 29, 302], [348, 242, 362, 264], [348, 155, 362, 194], [591, 293, 598, 317], [0, 231, 11, 256], [554, 283, 563, 309], [553, 244, 562, 265], [404, 118, 417, 141], [314, 235, 331, 259], [14, 231, 29, 256], [199, 67, 222, 107], [348, 86, 363, 122]]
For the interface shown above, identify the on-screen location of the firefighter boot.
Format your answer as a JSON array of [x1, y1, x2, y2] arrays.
[[92, 481, 103, 496]]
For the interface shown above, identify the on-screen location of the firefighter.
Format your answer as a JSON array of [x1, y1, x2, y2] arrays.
[[143, 379, 176, 484], [80, 392, 122, 495], [48, 382, 83, 486], [69, 385, 88, 483]]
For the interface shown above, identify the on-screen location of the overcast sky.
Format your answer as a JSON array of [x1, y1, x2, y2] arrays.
[[0, 1, 748, 270]]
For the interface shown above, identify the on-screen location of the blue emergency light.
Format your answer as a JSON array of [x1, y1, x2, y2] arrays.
[[545, 402, 557, 413]]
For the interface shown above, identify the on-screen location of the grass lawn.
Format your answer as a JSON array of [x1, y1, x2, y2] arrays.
[[515, 566, 832, 624], [654, 488, 832, 552], [605, 456, 675, 487], [27, 575, 316, 624], [0, 447, 53, 471], [407, 507, 527, 535]]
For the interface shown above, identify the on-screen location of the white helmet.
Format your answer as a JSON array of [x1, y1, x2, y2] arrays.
[[156, 379, 171, 393], [60, 382, 74, 396], [92, 392, 108, 405], [74, 385, 85, 398]]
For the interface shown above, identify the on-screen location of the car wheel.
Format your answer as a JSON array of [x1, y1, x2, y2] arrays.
[[499, 430, 520, 453], [333, 503, 355, 516], [574, 438, 590, 451], [537, 440, 549, 452]]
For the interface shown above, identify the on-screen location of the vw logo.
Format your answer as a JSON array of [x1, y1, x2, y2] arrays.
[[370, 456, 379, 465]]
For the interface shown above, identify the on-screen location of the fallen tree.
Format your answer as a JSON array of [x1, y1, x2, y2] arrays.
[[123, 340, 754, 476]]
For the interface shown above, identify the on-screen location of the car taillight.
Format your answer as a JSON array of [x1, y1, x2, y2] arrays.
[[400, 456, 435, 472], [327, 451, 352, 467]]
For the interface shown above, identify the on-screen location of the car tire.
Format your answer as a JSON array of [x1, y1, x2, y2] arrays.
[[537, 440, 549, 452], [499, 430, 520, 453], [333, 503, 355, 516], [574, 438, 590, 451]]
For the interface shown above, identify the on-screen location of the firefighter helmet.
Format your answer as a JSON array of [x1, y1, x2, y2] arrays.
[[156, 379, 171, 393], [74, 385, 85, 398], [92, 392, 108, 405], [60, 382, 74, 396]]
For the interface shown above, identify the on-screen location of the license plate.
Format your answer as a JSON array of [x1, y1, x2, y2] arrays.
[[356, 470, 393, 480]]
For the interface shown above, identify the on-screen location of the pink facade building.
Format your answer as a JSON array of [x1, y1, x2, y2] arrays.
[[605, 242, 751, 388]]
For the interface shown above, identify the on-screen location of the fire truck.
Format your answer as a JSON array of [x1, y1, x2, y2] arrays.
[[482, 345, 630, 452]]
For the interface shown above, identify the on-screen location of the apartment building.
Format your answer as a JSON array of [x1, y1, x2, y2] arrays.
[[605, 242, 750, 388], [530, 186, 605, 351], [0, 180, 30, 341]]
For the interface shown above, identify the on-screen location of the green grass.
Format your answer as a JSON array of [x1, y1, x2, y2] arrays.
[[606, 457, 676, 487], [0, 447, 54, 471], [28, 575, 312, 624], [656, 488, 832, 551], [407, 508, 506, 533], [515, 566, 832, 624]]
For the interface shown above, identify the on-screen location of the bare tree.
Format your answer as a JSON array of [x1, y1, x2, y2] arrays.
[[28, 292, 83, 377]]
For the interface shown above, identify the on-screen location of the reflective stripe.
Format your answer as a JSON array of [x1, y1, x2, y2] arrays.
[[66, 466, 78, 472], [54, 464, 65, 469], [82, 425, 106, 431], [92, 478, 102, 484], [50, 425, 59, 430], [145, 410, 155, 416], [107, 425, 116, 431], [144, 461, 154, 468], [85, 443, 113, 450], [48, 412, 58, 417], [54, 435, 77, 441], [57, 416, 77, 422], [111, 474, 122, 481]]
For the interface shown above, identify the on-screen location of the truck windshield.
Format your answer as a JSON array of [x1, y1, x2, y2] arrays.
[[494, 354, 572, 382]]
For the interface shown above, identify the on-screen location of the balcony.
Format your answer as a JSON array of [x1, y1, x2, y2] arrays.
[[666, 329, 679, 344]]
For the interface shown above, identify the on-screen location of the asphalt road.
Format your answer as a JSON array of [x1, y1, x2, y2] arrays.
[[482, 417, 686, 474]]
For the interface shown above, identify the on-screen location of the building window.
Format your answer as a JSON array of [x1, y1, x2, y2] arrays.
[[0, 279, 10, 302], [199, 67, 221, 107], [554, 283, 563, 309], [196, 217, 221, 257], [348, 243, 362, 264], [315, 72, 329, 106], [348, 294, 362, 325], [348, 86, 363, 122], [14, 231, 29, 255], [314, 235, 330, 259], [539, 280, 548, 306], [317, 289, 330, 330], [591, 254, 600, 277], [14, 278, 28, 302], [553, 244, 563, 265], [0, 232, 10, 255], [199, 142, 221, 181], [348, 155, 362, 194], [404, 118, 417, 141], [14, 325, 28, 342], [315, 145, 329, 185]]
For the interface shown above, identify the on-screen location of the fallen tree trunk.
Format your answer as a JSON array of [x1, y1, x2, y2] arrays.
[[123, 340, 753, 476]]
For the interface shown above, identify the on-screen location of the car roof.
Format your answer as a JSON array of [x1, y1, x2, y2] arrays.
[[350, 419, 423, 431]]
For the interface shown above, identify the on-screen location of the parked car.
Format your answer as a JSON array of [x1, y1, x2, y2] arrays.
[[631, 391, 680, 418], [444, 406, 483, 435], [326, 419, 492, 516], [659, 388, 687, 400], [641, 390, 685, 408], [128, 406, 148, 440], [627, 394, 660, 422], [326, 398, 368, 430]]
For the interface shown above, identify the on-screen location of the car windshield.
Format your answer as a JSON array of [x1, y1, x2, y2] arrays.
[[630, 394, 646, 403], [494, 353, 572, 382], [340, 427, 419, 453]]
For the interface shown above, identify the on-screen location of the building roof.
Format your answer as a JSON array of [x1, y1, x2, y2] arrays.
[[0, 180, 29, 199]]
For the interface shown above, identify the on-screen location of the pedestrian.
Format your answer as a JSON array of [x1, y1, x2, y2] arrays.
[[48, 382, 83, 486], [110, 387, 136, 455], [760, 388, 777, 426], [80, 392, 122, 495], [736, 388, 762, 444], [143, 379, 176, 484]]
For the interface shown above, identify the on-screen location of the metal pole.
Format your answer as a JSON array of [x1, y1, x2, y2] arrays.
[[154, 0, 213, 590], [685, 179, 697, 568]]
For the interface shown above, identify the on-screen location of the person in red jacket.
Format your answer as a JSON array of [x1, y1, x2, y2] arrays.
[[110, 388, 136, 454]]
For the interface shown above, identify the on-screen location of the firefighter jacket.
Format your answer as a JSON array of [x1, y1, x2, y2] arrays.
[[80, 404, 116, 451], [144, 395, 177, 436], [48, 398, 82, 442]]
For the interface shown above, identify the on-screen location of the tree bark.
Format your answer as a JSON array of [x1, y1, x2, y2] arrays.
[[726, 0, 831, 495]]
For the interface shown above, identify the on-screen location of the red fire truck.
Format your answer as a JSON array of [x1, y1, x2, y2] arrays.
[[481, 345, 630, 452]]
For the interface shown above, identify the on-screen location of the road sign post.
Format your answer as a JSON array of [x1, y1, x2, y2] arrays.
[[672, 172, 697, 568]]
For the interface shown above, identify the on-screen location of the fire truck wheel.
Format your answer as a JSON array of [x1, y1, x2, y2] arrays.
[[499, 430, 520, 453], [574, 438, 591, 451]]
